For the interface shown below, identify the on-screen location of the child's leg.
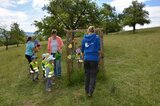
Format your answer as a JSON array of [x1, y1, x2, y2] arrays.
[[49, 78, 53, 87], [46, 78, 49, 90], [31, 73, 35, 81], [46, 78, 51, 91], [35, 72, 39, 80]]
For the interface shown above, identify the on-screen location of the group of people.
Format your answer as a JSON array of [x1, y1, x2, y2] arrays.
[[25, 29, 64, 91], [25, 26, 101, 97]]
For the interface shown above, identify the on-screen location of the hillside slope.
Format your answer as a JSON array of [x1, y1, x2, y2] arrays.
[[0, 27, 160, 106]]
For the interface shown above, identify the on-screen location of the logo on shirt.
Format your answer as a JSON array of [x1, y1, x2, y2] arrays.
[[85, 42, 89, 47], [85, 42, 94, 48]]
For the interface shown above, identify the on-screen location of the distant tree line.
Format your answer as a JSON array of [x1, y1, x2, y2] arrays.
[[0, 23, 25, 50], [34, 0, 150, 38]]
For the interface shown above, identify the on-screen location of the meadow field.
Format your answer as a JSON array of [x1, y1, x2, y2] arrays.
[[0, 27, 160, 106]]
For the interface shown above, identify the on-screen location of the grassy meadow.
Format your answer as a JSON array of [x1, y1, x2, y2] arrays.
[[0, 27, 160, 106]]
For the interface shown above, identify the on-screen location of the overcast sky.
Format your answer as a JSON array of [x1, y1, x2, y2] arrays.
[[0, 0, 160, 32]]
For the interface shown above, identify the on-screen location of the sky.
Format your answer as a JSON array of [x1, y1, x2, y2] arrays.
[[0, 0, 160, 32]]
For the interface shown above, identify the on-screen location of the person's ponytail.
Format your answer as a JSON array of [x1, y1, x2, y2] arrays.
[[26, 37, 32, 43]]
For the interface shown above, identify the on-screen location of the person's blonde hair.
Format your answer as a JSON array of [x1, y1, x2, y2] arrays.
[[87, 26, 95, 33]]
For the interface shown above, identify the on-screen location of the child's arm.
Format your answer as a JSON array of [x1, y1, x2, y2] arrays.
[[33, 47, 39, 53], [30, 64, 35, 72], [42, 63, 45, 70]]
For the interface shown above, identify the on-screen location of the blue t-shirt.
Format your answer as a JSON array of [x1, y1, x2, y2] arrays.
[[25, 41, 35, 56]]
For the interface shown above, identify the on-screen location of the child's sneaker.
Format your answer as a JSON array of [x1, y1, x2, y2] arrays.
[[35, 77, 39, 81], [46, 88, 51, 92], [51, 82, 56, 85]]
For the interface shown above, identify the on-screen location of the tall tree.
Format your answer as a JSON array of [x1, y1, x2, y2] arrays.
[[34, 16, 65, 38], [34, 0, 101, 37], [10, 22, 25, 47], [122, 0, 150, 32], [0, 27, 10, 50], [100, 3, 122, 33]]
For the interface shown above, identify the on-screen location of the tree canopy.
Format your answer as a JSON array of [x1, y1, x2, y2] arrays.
[[100, 3, 122, 33], [0, 23, 25, 49], [10, 22, 25, 47], [34, 0, 101, 37], [34, 0, 150, 37], [122, 0, 150, 32], [0, 27, 11, 50]]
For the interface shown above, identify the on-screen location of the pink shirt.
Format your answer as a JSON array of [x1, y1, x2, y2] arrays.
[[47, 36, 64, 54]]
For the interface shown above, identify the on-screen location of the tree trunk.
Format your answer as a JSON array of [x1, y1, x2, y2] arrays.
[[6, 45, 8, 50], [17, 43, 19, 47], [6, 39, 8, 50], [133, 24, 136, 33], [105, 26, 107, 34]]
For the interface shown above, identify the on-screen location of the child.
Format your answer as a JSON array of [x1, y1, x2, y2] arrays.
[[34, 44, 41, 53], [45, 55, 55, 92], [30, 56, 39, 81], [76, 45, 83, 63], [34, 39, 41, 53], [36, 44, 41, 51], [41, 53, 50, 78]]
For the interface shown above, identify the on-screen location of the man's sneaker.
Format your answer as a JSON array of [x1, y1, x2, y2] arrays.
[[87, 93, 92, 97]]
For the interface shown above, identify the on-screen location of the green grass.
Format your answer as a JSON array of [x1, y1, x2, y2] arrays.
[[0, 27, 160, 106]]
